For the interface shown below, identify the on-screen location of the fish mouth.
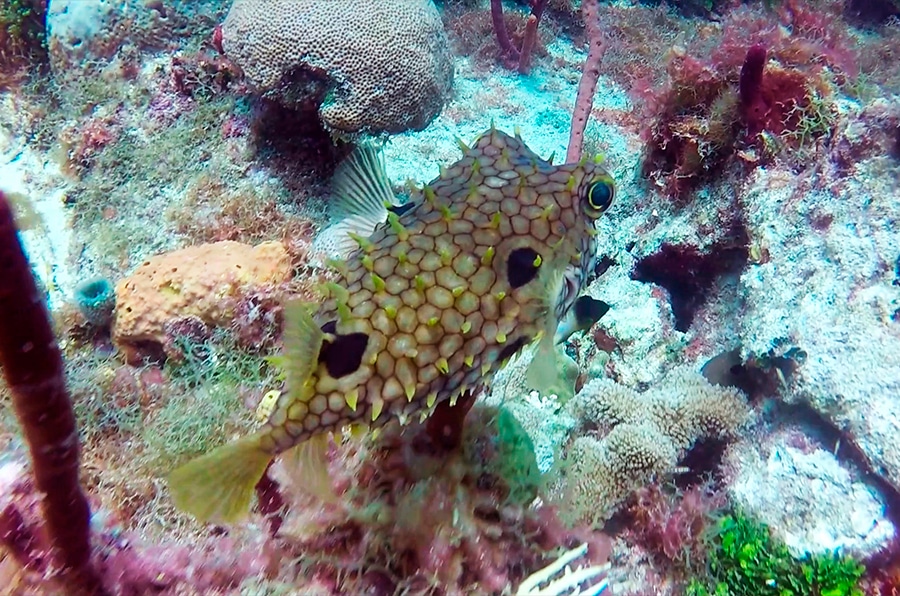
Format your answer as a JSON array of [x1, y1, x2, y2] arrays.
[[556, 266, 582, 319], [555, 233, 599, 320]]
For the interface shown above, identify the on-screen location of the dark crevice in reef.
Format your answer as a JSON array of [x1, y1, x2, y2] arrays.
[[586, 254, 617, 286], [675, 437, 730, 489], [602, 437, 731, 537], [631, 224, 749, 332], [702, 346, 806, 405], [845, 0, 900, 26], [250, 97, 351, 193]]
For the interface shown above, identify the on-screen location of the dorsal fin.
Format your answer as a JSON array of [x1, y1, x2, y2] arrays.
[[331, 143, 396, 223], [314, 144, 399, 261]]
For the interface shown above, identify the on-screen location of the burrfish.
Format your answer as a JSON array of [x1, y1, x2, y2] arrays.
[[168, 127, 616, 523]]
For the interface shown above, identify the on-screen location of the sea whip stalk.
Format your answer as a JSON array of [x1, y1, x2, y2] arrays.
[[0, 191, 106, 595], [566, 0, 606, 163]]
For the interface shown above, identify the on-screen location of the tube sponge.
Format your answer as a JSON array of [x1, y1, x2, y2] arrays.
[[739, 44, 769, 135], [74, 277, 115, 326]]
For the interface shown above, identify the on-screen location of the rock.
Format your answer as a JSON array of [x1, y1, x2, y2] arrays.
[[46, 0, 230, 73], [726, 428, 894, 559], [738, 99, 900, 495], [46, 0, 117, 58]]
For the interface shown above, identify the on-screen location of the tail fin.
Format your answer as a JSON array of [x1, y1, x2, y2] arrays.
[[168, 433, 272, 524]]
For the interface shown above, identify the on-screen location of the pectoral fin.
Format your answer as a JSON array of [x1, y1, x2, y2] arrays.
[[282, 300, 326, 404], [331, 143, 396, 222]]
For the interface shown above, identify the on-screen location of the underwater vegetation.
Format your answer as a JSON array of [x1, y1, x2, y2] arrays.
[[686, 513, 866, 596], [636, 2, 851, 198], [0, 0, 47, 90], [0, 0, 899, 595]]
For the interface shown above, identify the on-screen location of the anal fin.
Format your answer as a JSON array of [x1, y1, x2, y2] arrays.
[[281, 433, 338, 504]]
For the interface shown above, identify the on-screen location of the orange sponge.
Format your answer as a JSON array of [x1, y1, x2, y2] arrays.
[[113, 241, 291, 362]]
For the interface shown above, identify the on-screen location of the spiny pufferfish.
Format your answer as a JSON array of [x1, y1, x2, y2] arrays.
[[168, 127, 616, 523]]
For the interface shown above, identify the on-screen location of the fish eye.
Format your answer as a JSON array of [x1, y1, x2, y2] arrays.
[[585, 176, 615, 216]]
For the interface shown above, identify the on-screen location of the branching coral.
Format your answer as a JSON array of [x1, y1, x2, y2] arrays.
[[516, 542, 611, 595], [559, 367, 750, 525]]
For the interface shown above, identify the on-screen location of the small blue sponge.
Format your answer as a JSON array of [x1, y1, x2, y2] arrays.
[[75, 277, 116, 326]]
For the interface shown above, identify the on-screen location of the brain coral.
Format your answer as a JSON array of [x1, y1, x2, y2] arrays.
[[221, 0, 454, 135]]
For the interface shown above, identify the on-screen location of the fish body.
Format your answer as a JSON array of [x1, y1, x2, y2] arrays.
[[168, 128, 615, 523]]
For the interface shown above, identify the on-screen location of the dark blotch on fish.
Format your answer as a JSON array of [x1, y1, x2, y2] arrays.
[[573, 295, 609, 325], [554, 295, 610, 344], [319, 332, 369, 378], [507, 247, 541, 289], [387, 202, 416, 217]]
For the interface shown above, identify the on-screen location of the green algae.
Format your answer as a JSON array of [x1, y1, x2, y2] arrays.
[[687, 513, 865, 596], [144, 330, 279, 469]]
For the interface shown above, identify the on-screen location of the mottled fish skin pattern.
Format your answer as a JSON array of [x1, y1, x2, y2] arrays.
[[260, 129, 611, 454]]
